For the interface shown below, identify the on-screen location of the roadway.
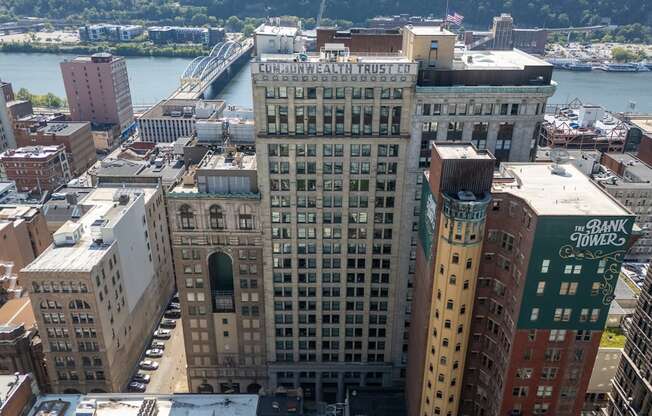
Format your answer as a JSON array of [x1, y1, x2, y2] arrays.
[[135, 316, 189, 394]]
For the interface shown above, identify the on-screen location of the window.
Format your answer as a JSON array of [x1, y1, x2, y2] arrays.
[[209, 205, 225, 229], [549, 329, 566, 342], [536, 385, 553, 397], [536, 281, 545, 295], [179, 205, 195, 230], [530, 308, 539, 321], [238, 206, 255, 230], [541, 259, 550, 273]]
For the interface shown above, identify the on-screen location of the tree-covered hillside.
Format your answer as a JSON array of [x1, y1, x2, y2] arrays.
[[0, 0, 650, 29]]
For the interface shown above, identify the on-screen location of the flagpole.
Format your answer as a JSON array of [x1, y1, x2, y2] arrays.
[[444, 0, 450, 29]]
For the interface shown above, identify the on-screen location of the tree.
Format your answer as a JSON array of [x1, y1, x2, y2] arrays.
[[226, 15, 243, 32], [612, 46, 637, 62], [243, 23, 256, 37]]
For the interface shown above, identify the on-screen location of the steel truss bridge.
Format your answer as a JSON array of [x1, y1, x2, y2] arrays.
[[172, 38, 253, 100]]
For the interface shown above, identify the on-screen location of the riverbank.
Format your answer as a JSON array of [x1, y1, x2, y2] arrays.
[[0, 41, 208, 58]]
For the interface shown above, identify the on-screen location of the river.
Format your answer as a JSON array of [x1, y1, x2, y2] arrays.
[[1, 52, 651, 112]]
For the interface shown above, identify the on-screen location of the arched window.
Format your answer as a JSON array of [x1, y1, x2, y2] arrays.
[[209, 205, 225, 229], [179, 205, 195, 230], [238, 205, 255, 230]]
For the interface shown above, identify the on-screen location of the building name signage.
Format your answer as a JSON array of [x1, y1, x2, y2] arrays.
[[255, 62, 416, 76], [570, 218, 629, 248]]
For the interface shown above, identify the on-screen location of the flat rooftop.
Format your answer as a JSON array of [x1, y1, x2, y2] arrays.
[[22, 186, 157, 273], [28, 394, 259, 416], [199, 152, 257, 171], [494, 163, 629, 216], [140, 99, 224, 120], [404, 25, 454, 36], [434, 143, 493, 160], [629, 117, 652, 134], [456, 49, 551, 70], [34, 122, 89, 136], [0, 145, 63, 160], [255, 24, 298, 37]]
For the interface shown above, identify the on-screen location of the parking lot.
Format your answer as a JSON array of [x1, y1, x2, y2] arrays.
[[129, 300, 189, 393]]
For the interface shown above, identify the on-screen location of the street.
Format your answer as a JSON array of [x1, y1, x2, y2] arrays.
[[138, 317, 189, 393]]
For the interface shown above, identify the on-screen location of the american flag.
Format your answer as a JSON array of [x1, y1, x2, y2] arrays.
[[446, 12, 464, 26]]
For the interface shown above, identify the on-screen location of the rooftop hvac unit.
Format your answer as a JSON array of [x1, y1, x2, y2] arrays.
[[136, 398, 159, 416]]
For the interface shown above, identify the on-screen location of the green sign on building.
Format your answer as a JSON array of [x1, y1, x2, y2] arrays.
[[517, 215, 634, 330], [418, 175, 437, 259]]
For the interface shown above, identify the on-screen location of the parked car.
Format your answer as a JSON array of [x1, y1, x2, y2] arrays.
[[128, 381, 146, 392], [145, 348, 164, 358], [171, 293, 179, 303], [138, 360, 159, 371], [132, 372, 151, 384], [164, 309, 181, 319], [168, 302, 180, 310], [150, 340, 165, 350], [160, 318, 176, 329], [153, 329, 171, 339]]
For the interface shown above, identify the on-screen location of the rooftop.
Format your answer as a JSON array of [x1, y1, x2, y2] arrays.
[[33, 122, 89, 136], [600, 327, 627, 348], [22, 186, 157, 273], [255, 24, 299, 37], [28, 394, 259, 416], [455, 49, 551, 71], [0, 145, 64, 160], [403, 25, 454, 36], [434, 143, 493, 160], [0, 297, 35, 331], [140, 98, 225, 120], [199, 152, 257, 171], [629, 116, 652, 134], [494, 163, 629, 216]]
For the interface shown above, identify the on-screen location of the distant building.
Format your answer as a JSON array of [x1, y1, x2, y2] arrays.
[[596, 152, 652, 262], [78, 24, 144, 43], [0, 205, 51, 280], [0, 299, 50, 392], [368, 14, 443, 29], [14, 119, 96, 176], [196, 107, 255, 146], [316, 27, 402, 53], [254, 24, 303, 55], [21, 184, 175, 393], [463, 14, 549, 55], [168, 151, 265, 394], [138, 98, 225, 143], [60, 53, 134, 134], [630, 116, 652, 163], [539, 105, 629, 152], [148, 26, 225, 46], [0, 145, 71, 193], [607, 265, 652, 415], [0, 81, 16, 152]]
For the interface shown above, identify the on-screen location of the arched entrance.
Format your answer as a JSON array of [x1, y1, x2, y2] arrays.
[[209, 252, 234, 312], [89, 388, 106, 393], [63, 388, 82, 394]]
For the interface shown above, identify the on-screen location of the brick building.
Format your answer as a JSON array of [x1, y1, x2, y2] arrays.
[[316, 28, 403, 53], [0, 145, 71, 193], [14, 119, 96, 176]]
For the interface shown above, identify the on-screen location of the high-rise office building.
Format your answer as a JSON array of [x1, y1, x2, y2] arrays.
[[60, 53, 134, 134], [607, 268, 652, 415], [408, 146, 635, 416], [167, 151, 268, 394], [21, 184, 175, 393], [253, 42, 418, 402]]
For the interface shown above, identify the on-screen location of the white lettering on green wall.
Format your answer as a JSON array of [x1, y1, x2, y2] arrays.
[[570, 218, 629, 248]]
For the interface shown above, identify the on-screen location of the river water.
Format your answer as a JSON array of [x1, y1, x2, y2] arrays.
[[1, 52, 651, 112]]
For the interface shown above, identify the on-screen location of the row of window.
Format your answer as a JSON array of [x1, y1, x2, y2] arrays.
[[178, 204, 255, 230], [268, 143, 399, 158], [266, 86, 403, 100], [270, 161, 398, 175]]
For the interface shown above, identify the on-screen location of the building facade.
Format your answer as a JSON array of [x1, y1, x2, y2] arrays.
[[253, 43, 418, 401], [79, 24, 144, 42], [167, 151, 268, 394], [607, 266, 652, 415], [0, 145, 71, 193], [14, 120, 96, 176], [21, 184, 175, 393], [0, 82, 16, 152], [316, 28, 403, 53], [138, 99, 225, 143], [409, 158, 635, 416], [60, 53, 134, 133]]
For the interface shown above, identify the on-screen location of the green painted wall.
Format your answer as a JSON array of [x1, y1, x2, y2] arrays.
[[418, 174, 437, 259], [517, 215, 634, 330]]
